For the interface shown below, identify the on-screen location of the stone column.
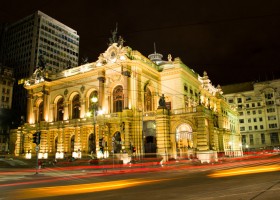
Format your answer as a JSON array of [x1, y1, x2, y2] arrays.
[[64, 101, 69, 120], [122, 109, 132, 151], [195, 106, 208, 151], [156, 108, 170, 162], [98, 70, 106, 110], [49, 104, 54, 122], [122, 68, 130, 109], [27, 91, 34, 123], [43, 87, 49, 121], [57, 129, 64, 154], [130, 66, 139, 110], [124, 122, 130, 150], [40, 130, 47, 154], [80, 98, 85, 118]]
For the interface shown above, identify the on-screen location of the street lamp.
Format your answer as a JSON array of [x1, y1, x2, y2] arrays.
[[91, 96, 98, 156]]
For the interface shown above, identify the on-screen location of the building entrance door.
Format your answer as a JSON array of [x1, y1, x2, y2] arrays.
[[143, 121, 156, 157], [144, 136, 157, 157]]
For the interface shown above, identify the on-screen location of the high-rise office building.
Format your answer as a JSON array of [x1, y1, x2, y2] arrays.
[[2, 11, 79, 126], [0, 23, 7, 64], [0, 66, 15, 153], [222, 80, 280, 151]]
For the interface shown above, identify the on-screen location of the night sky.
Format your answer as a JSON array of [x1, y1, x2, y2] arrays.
[[1, 0, 280, 86]]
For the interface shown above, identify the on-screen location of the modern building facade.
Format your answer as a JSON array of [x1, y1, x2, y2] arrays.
[[10, 36, 242, 163], [1, 11, 79, 125], [222, 80, 280, 151], [0, 66, 15, 153]]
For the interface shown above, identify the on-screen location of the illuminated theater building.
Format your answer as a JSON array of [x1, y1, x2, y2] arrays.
[[10, 36, 242, 163]]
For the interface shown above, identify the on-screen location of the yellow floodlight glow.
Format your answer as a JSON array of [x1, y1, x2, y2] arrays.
[[86, 112, 91, 117], [91, 96, 98, 103]]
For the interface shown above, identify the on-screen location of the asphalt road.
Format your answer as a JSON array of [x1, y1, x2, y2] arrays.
[[1, 155, 279, 200]]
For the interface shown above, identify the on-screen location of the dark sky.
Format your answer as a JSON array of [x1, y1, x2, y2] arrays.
[[1, 0, 280, 86]]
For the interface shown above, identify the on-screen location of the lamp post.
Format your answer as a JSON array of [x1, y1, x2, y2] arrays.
[[91, 96, 98, 156]]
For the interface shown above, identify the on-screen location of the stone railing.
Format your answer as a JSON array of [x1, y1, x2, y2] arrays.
[[170, 107, 197, 115]]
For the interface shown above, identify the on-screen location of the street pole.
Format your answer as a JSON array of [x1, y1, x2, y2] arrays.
[[35, 145, 39, 174], [91, 96, 98, 157]]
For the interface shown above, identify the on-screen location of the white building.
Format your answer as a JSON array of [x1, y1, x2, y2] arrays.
[[222, 79, 280, 151]]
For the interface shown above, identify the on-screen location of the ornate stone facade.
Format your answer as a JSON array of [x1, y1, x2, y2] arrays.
[[11, 42, 242, 162]]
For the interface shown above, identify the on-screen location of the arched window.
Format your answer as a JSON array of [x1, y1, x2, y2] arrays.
[[72, 94, 80, 119], [144, 86, 152, 111], [113, 86, 123, 112], [89, 91, 98, 101], [176, 123, 193, 148], [57, 98, 64, 121], [38, 102, 43, 122]]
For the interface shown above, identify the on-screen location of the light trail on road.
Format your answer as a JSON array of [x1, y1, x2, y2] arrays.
[[208, 164, 280, 178], [10, 178, 177, 199]]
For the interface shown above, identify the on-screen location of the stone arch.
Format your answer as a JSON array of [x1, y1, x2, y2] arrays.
[[53, 95, 64, 104], [68, 91, 81, 102], [170, 119, 196, 135], [170, 119, 196, 158], [174, 123, 194, 159], [34, 97, 43, 107], [176, 123, 193, 148]]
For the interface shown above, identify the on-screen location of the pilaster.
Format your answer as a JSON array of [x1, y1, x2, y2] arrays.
[[156, 108, 170, 161]]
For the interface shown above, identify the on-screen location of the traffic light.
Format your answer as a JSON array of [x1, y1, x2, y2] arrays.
[[100, 147, 104, 154], [99, 138, 103, 147], [99, 138, 104, 153], [32, 131, 41, 145], [133, 146, 136, 153]]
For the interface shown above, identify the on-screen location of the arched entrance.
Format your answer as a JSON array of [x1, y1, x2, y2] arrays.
[[88, 133, 96, 154], [176, 123, 193, 159], [143, 121, 157, 157], [113, 132, 121, 153]]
